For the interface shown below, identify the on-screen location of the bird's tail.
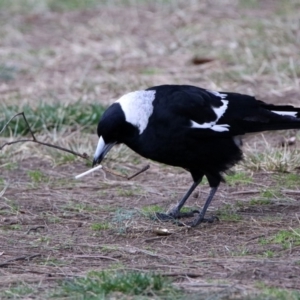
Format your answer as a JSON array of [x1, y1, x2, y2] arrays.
[[244, 101, 300, 133], [261, 102, 300, 118]]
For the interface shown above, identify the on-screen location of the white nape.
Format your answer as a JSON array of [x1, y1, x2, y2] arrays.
[[116, 90, 156, 134]]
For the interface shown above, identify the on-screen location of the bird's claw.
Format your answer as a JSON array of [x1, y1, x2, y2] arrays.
[[155, 209, 200, 222], [178, 215, 219, 227]]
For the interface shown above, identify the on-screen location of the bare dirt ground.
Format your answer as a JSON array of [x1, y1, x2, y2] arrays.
[[1, 1, 300, 299]]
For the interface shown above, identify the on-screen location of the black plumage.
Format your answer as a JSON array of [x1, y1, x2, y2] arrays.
[[93, 85, 300, 227]]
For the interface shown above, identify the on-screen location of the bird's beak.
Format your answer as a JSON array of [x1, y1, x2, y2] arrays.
[[92, 136, 116, 167]]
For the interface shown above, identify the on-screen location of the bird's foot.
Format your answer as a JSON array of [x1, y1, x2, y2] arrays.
[[178, 215, 219, 227], [155, 209, 199, 222]]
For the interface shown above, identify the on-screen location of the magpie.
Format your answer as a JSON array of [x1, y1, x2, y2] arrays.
[[92, 85, 300, 227]]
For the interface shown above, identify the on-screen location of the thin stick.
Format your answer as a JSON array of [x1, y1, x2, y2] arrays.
[[127, 164, 150, 180], [102, 166, 127, 178], [75, 165, 102, 179], [0, 112, 90, 160], [0, 253, 41, 268], [72, 255, 119, 261], [1, 112, 149, 180], [0, 139, 89, 160], [0, 112, 24, 136]]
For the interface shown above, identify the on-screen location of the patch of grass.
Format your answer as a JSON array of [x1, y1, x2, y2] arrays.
[[259, 189, 282, 199], [58, 270, 179, 299], [1, 162, 18, 171], [0, 102, 106, 137], [63, 202, 96, 213], [41, 258, 66, 267], [47, 0, 100, 12], [90, 222, 111, 231], [3, 199, 19, 214], [117, 188, 136, 197], [256, 283, 300, 300], [231, 247, 249, 257], [27, 170, 45, 183], [0, 64, 17, 81], [249, 198, 271, 206], [239, 0, 259, 9], [225, 172, 253, 186], [112, 209, 136, 223], [263, 250, 274, 258], [141, 68, 161, 75], [36, 236, 51, 244], [216, 204, 243, 222], [260, 228, 300, 249], [272, 229, 300, 249], [112, 209, 137, 233], [274, 173, 300, 189], [1, 284, 34, 299], [243, 141, 300, 173], [56, 154, 78, 165], [0, 0, 102, 14], [3, 224, 21, 230], [141, 204, 164, 216], [180, 206, 197, 213]]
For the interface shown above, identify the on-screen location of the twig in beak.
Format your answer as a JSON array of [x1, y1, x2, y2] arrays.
[[75, 165, 102, 179]]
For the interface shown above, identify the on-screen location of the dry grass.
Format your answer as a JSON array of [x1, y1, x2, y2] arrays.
[[1, 0, 300, 299]]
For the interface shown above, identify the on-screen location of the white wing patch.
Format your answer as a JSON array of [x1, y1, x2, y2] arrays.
[[116, 90, 156, 134], [272, 110, 297, 117], [191, 121, 230, 132], [207, 90, 227, 99], [191, 99, 230, 132]]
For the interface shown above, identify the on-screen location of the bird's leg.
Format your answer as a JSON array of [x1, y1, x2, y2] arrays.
[[186, 186, 219, 227], [156, 179, 201, 221]]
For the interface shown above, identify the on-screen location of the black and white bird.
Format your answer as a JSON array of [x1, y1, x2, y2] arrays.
[[92, 85, 300, 227]]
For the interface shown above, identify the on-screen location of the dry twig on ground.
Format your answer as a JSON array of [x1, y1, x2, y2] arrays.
[[0, 112, 149, 179]]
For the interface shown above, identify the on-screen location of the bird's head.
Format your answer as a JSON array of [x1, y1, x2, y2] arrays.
[[92, 103, 130, 167], [92, 90, 156, 167]]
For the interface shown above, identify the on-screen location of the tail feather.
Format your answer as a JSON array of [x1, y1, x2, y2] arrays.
[[241, 102, 300, 133], [260, 102, 300, 118]]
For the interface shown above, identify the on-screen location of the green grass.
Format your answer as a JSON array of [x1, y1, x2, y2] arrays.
[[27, 170, 45, 183], [58, 270, 179, 299], [1, 284, 34, 299], [259, 189, 282, 199], [260, 228, 300, 249], [0, 102, 106, 137], [216, 204, 243, 222], [249, 198, 271, 206], [256, 283, 300, 300], [90, 222, 111, 231], [62, 202, 96, 213], [56, 154, 78, 165], [274, 173, 300, 188], [0, 0, 176, 14], [272, 229, 300, 249], [243, 144, 300, 173], [0, 64, 17, 81], [225, 172, 253, 186], [3, 224, 21, 231], [141, 204, 164, 216], [0, 0, 102, 13], [263, 250, 274, 258], [111, 209, 138, 233]]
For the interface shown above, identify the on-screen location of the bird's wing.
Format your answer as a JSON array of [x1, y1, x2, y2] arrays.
[[167, 87, 300, 136]]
